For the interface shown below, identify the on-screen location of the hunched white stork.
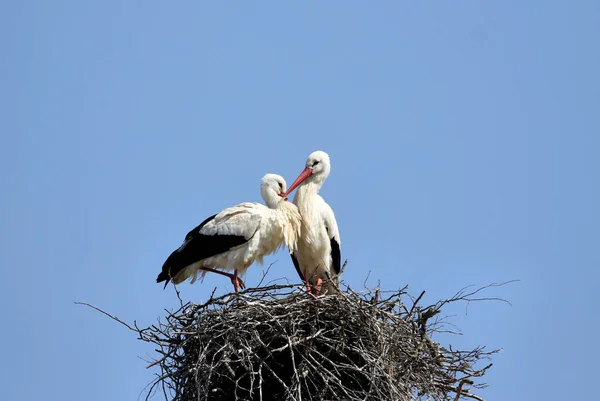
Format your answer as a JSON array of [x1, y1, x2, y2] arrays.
[[157, 174, 301, 292], [283, 151, 341, 296]]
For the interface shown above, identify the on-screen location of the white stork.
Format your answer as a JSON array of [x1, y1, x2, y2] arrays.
[[157, 174, 301, 292], [282, 151, 341, 296]]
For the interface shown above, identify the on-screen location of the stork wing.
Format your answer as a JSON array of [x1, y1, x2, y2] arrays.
[[320, 199, 341, 276], [290, 253, 304, 283], [183, 214, 217, 242], [157, 203, 265, 286], [199, 202, 264, 238], [329, 236, 341, 276]]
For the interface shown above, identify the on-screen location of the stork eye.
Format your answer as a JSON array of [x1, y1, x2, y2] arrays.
[[313, 161, 320, 166], [278, 182, 283, 190]]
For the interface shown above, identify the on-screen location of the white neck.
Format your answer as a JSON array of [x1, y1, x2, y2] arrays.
[[293, 180, 321, 212], [262, 190, 282, 209]]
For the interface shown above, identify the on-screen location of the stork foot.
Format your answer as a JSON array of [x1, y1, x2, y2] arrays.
[[302, 271, 316, 297], [313, 278, 323, 297], [304, 280, 312, 294], [230, 270, 246, 293]]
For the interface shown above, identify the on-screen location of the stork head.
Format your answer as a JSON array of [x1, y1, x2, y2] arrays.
[[261, 173, 289, 207], [283, 150, 331, 197]]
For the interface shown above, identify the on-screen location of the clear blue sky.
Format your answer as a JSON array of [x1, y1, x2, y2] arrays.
[[2, 1, 598, 400]]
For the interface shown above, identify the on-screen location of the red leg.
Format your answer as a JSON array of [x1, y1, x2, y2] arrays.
[[303, 270, 312, 294], [233, 269, 239, 293], [199, 267, 246, 293], [314, 278, 323, 297], [234, 270, 246, 291]]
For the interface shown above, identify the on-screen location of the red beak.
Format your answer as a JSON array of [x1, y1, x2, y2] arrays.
[[283, 167, 313, 197]]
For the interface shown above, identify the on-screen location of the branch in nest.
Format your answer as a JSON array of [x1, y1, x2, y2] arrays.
[[77, 281, 512, 401]]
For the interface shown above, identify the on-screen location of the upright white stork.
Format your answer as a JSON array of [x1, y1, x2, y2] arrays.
[[282, 151, 341, 296], [157, 174, 301, 292]]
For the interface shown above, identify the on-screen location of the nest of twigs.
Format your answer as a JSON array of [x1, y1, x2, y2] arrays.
[[105, 281, 504, 401]]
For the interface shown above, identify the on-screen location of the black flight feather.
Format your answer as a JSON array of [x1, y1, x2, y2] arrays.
[[330, 237, 341, 276], [157, 214, 248, 288], [290, 253, 304, 283]]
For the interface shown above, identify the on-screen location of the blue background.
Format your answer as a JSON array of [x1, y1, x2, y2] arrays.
[[2, 1, 598, 400]]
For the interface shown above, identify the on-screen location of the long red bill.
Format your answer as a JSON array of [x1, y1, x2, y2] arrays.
[[283, 167, 313, 197]]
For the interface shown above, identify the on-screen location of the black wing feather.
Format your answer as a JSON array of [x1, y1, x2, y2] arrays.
[[182, 213, 220, 242], [156, 214, 248, 288], [290, 253, 304, 283], [330, 238, 341, 276]]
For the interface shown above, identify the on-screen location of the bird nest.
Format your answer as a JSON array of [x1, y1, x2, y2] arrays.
[[78, 281, 506, 401]]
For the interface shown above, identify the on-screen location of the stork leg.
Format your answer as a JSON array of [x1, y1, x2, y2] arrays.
[[302, 270, 312, 294], [314, 278, 323, 297], [199, 267, 246, 293], [233, 269, 240, 293]]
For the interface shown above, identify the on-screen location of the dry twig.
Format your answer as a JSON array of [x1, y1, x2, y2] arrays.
[[77, 281, 508, 401]]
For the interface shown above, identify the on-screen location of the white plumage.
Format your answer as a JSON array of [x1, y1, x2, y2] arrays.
[[283, 151, 341, 295], [157, 174, 301, 292]]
